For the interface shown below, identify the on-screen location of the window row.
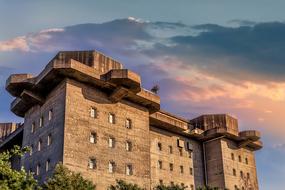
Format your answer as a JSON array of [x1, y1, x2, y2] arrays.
[[29, 134, 52, 155], [88, 158, 133, 175], [157, 141, 193, 157], [30, 159, 51, 176], [31, 109, 53, 133], [234, 185, 246, 190], [158, 180, 194, 190], [232, 169, 250, 179], [157, 160, 193, 175], [89, 133, 132, 151], [90, 107, 132, 128], [231, 153, 249, 164]]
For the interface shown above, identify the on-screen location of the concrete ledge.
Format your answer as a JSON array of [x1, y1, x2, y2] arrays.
[[6, 74, 34, 97], [101, 69, 141, 93], [150, 111, 188, 132], [239, 130, 261, 141]]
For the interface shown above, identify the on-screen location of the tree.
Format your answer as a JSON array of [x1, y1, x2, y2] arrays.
[[109, 179, 145, 190], [42, 163, 95, 190], [196, 186, 220, 190], [0, 145, 38, 190], [154, 184, 187, 190]]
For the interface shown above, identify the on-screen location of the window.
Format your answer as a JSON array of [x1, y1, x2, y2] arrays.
[[30, 145, 33, 156], [181, 183, 184, 187], [36, 164, 41, 175], [37, 139, 42, 151], [247, 172, 250, 179], [180, 165, 184, 174], [109, 161, 115, 173], [47, 134, 52, 146], [179, 148, 183, 156], [190, 167, 193, 175], [157, 142, 162, 151], [46, 159, 50, 172], [240, 171, 244, 178], [233, 169, 236, 176], [125, 119, 132, 129], [238, 155, 242, 162], [190, 185, 194, 190], [242, 187, 245, 190], [245, 157, 248, 165], [48, 109, 53, 121], [90, 132, 97, 144], [108, 137, 115, 148], [169, 163, 173, 171], [186, 141, 193, 151], [88, 158, 96, 169], [158, 160, 162, 169], [170, 181, 174, 186], [108, 113, 115, 124], [159, 179, 163, 185], [90, 107, 97, 118], [126, 141, 132, 151], [169, 145, 173, 154], [234, 185, 238, 190], [31, 122, 35, 133], [126, 164, 133, 175], [231, 153, 235, 160], [39, 116, 43, 127]]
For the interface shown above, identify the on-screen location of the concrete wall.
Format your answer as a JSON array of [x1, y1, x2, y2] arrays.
[[221, 139, 259, 190], [63, 79, 151, 189], [149, 126, 204, 189], [21, 80, 66, 182]]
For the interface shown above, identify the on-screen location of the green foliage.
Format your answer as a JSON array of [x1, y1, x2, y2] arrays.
[[154, 184, 187, 190], [0, 145, 38, 190], [42, 163, 95, 190], [109, 179, 145, 190], [196, 186, 221, 190]]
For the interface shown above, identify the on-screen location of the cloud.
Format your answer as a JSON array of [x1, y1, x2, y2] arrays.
[[0, 36, 29, 52], [1, 18, 285, 139]]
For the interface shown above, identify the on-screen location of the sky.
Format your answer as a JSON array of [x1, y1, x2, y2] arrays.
[[0, 0, 284, 189]]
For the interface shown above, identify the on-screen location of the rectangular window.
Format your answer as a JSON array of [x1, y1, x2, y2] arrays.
[[30, 145, 33, 156], [36, 164, 41, 175], [90, 132, 97, 144], [179, 148, 183, 156], [231, 153, 235, 160], [126, 164, 133, 175], [46, 159, 50, 172], [180, 165, 184, 174], [247, 172, 250, 179], [186, 141, 193, 151], [177, 139, 184, 148], [125, 119, 132, 129], [233, 169, 236, 176], [31, 122, 35, 133], [158, 160, 162, 169], [190, 167, 193, 175], [108, 137, 115, 148], [47, 134, 52, 146], [245, 158, 248, 164], [48, 109, 53, 121], [238, 155, 242, 162], [90, 107, 97, 118], [190, 185, 194, 190], [240, 171, 243, 178], [39, 116, 43, 127], [126, 141, 132, 151], [169, 163, 173, 171], [88, 158, 96, 169], [108, 113, 115, 124], [109, 161, 115, 173], [157, 142, 162, 151], [169, 145, 173, 154], [37, 140, 42, 151]]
